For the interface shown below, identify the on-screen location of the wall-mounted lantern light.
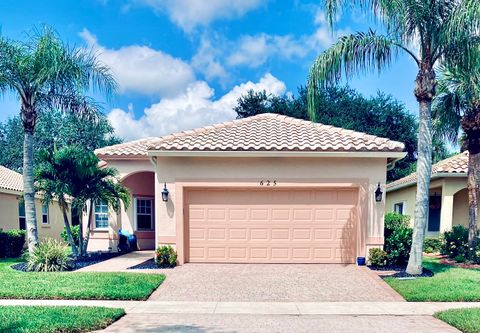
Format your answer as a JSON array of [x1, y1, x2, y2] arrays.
[[161, 183, 169, 202], [375, 182, 383, 202]]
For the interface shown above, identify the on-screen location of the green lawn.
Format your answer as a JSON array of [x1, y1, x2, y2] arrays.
[[0, 306, 124, 333], [0, 259, 165, 300], [435, 308, 480, 333], [385, 257, 480, 301]]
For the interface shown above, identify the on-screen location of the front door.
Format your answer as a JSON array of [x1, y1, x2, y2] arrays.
[[428, 195, 441, 232]]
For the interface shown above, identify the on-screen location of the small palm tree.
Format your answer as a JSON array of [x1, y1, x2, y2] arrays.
[[433, 49, 480, 251], [35, 146, 130, 256], [307, 0, 480, 274], [0, 27, 116, 254]]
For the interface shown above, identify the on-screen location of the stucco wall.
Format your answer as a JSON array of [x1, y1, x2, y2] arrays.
[[154, 156, 388, 264], [0, 191, 65, 240], [386, 177, 475, 234]]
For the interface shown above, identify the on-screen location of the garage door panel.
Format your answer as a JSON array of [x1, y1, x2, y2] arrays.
[[186, 188, 357, 263]]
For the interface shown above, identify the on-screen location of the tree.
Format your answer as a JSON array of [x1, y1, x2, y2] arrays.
[[0, 27, 116, 254], [35, 146, 130, 256], [433, 50, 480, 252], [234, 86, 450, 181], [0, 110, 121, 172], [307, 0, 480, 274]]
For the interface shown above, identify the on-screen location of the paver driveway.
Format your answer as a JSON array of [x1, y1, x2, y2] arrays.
[[150, 264, 402, 302], [99, 314, 459, 333]]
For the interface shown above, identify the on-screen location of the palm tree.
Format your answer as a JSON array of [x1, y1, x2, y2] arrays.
[[35, 146, 130, 256], [433, 49, 480, 251], [0, 27, 116, 254], [307, 0, 480, 274]]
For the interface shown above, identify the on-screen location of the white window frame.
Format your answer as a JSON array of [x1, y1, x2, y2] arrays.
[[42, 203, 49, 225], [134, 197, 154, 231], [393, 201, 406, 215], [94, 200, 109, 230]]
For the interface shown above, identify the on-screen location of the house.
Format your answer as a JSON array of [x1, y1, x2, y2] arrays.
[[0, 165, 65, 239], [87, 113, 405, 264], [386, 152, 472, 237]]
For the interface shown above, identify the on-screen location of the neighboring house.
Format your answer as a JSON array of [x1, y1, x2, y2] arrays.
[[386, 152, 472, 237], [87, 113, 405, 264], [0, 165, 65, 239]]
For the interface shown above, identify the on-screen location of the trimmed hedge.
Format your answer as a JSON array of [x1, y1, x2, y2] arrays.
[[384, 212, 413, 265], [0, 229, 26, 258]]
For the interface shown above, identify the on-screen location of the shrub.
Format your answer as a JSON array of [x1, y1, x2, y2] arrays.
[[60, 225, 80, 246], [27, 238, 72, 272], [442, 225, 469, 260], [0, 229, 26, 258], [424, 237, 443, 254], [155, 245, 177, 268], [368, 248, 387, 267], [384, 212, 412, 266]]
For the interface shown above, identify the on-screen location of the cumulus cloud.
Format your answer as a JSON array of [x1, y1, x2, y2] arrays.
[[191, 36, 229, 83], [79, 29, 195, 97], [133, 0, 265, 32], [107, 73, 286, 140]]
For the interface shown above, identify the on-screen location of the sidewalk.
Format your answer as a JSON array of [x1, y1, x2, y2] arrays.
[[76, 251, 155, 272], [1, 299, 479, 316]]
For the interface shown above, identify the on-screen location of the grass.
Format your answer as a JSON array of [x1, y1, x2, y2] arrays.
[[0, 258, 165, 300], [385, 257, 480, 301], [0, 306, 124, 333], [435, 308, 480, 333]]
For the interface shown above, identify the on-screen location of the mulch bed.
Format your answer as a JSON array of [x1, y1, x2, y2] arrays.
[[439, 257, 480, 269], [11, 251, 123, 272], [127, 258, 174, 270], [368, 265, 434, 278]]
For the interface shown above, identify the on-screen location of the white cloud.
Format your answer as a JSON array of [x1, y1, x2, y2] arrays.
[[107, 73, 286, 140], [191, 36, 229, 83], [79, 29, 195, 97], [133, 0, 265, 32]]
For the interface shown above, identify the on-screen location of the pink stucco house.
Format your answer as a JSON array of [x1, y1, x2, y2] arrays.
[[85, 113, 405, 264]]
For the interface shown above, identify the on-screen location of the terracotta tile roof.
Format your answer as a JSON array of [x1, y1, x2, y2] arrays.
[[95, 137, 160, 158], [0, 165, 23, 193], [96, 114, 405, 158], [387, 151, 468, 191]]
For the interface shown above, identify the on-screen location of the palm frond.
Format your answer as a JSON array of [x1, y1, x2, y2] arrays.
[[307, 29, 409, 120]]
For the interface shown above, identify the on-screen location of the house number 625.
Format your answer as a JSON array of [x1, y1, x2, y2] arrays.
[[260, 180, 277, 186]]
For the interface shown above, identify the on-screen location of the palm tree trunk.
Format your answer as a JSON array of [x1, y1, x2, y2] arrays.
[[467, 150, 479, 249], [23, 131, 39, 255], [82, 203, 93, 255], [406, 66, 435, 275], [62, 206, 78, 256]]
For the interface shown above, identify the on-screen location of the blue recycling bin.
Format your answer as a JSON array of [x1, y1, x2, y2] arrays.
[[118, 229, 138, 252]]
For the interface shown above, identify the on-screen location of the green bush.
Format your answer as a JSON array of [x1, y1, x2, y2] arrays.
[[424, 237, 443, 254], [0, 229, 26, 258], [60, 225, 80, 246], [155, 245, 177, 268], [27, 238, 72, 272], [384, 212, 413, 266], [442, 225, 469, 260], [368, 248, 387, 267]]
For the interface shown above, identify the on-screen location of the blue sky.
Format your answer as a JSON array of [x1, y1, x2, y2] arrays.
[[0, 0, 419, 140]]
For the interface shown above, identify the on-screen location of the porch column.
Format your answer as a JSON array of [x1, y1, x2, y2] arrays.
[[440, 188, 454, 233]]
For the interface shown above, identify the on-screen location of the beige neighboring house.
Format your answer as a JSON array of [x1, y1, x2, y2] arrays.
[[86, 113, 405, 264], [0, 165, 65, 239], [386, 152, 472, 237]]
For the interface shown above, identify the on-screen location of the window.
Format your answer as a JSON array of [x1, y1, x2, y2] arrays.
[[136, 198, 153, 230], [18, 202, 26, 230], [42, 203, 49, 224], [94, 200, 109, 229], [393, 202, 404, 215]]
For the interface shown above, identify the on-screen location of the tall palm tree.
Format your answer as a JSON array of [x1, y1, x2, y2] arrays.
[[433, 49, 480, 251], [0, 27, 116, 254], [307, 0, 480, 274], [35, 146, 130, 256]]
